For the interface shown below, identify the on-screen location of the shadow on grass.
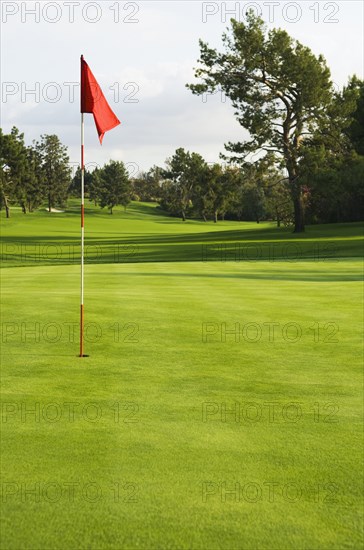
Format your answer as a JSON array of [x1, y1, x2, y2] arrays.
[[1, 220, 363, 268], [92, 268, 362, 283]]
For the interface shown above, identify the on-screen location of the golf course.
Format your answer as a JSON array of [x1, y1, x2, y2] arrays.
[[1, 202, 363, 549]]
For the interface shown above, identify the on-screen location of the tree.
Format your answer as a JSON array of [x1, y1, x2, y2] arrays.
[[192, 165, 214, 221], [98, 160, 131, 214], [0, 161, 12, 218], [23, 145, 46, 212], [187, 12, 344, 232], [69, 166, 93, 198], [345, 76, 364, 155], [159, 179, 182, 217], [147, 165, 163, 201], [249, 157, 293, 227], [0, 128, 14, 218], [88, 167, 102, 206], [291, 77, 360, 225], [339, 155, 364, 221], [35, 134, 71, 212], [131, 166, 162, 202], [162, 148, 207, 221], [264, 178, 293, 227], [194, 164, 241, 222], [241, 181, 266, 223], [304, 152, 364, 223], [0, 127, 29, 216]]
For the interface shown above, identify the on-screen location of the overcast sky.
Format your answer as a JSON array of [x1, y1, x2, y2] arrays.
[[1, 1, 363, 174]]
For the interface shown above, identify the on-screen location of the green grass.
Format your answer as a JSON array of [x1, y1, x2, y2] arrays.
[[2, 200, 362, 266], [0, 202, 363, 549]]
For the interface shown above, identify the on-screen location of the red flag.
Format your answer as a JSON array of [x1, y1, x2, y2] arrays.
[[81, 56, 120, 144]]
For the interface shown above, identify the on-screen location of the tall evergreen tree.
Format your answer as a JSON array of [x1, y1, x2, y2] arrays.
[[69, 166, 93, 198], [0, 127, 29, 216], [35, 134, 71, 212], [98, 160, 131, 214], [187, 12, 351, 232], [162, 148, 207, 221]]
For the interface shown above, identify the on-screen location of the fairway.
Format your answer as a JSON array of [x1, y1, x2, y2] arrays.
[[0, 203, 363, 549]]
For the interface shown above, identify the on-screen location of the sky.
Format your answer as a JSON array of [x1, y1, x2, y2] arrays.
[[1, 0, 363, 175]]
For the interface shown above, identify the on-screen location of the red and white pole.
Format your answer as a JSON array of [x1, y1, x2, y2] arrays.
[[80, 81, 85, 357]]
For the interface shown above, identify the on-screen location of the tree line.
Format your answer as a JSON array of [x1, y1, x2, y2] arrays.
[[1, 13, 363, 228], [1, 123, 363, 227], [0, 128, 132, 217], [0, 129, 71, 217]]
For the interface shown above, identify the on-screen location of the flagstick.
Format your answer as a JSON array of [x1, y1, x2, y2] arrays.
[[79, 54, 120, 357], [80, 112, 85, 357]]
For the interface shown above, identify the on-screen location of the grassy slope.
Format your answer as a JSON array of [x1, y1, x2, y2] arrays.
[[0, 203, 363, 549], [1, 201, 362, 266]]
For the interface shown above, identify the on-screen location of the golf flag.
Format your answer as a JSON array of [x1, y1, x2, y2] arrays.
[[81, 56, 121, 144], [79, 55, 121, 357]]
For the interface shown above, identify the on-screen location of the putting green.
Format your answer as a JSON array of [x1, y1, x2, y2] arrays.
[[0, 203, 363, 549]]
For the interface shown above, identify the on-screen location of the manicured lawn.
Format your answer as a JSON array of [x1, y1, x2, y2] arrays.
[[0, 203, 363, 549], [1, 201, 362, 266]]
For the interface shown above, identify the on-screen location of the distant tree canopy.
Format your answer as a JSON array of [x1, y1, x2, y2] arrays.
[[158, 147, 291, 225], [131, 166, 163, 202]]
